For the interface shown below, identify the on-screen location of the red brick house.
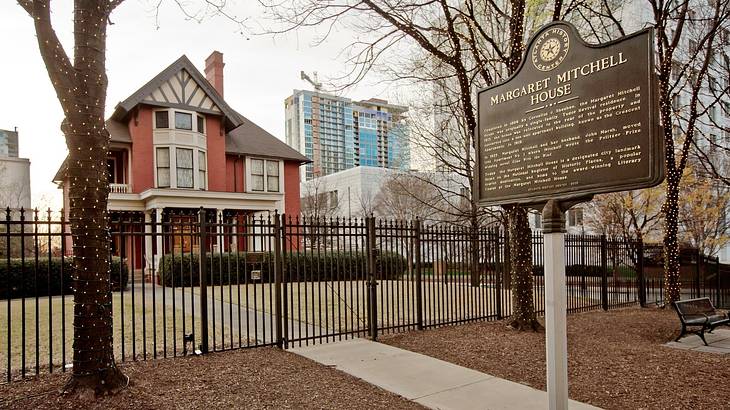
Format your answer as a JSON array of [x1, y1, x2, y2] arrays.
[[54, 51, 309, 271]]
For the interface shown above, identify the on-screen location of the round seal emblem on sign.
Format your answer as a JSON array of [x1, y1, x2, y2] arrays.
[[531, 27, 570, 71]]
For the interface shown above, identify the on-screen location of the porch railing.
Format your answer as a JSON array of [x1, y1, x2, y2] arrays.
[[109, 183, 130, 194]]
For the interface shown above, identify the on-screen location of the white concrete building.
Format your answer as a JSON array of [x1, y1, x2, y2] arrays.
[[301, 166, 468, 221], [0, 128, 31, 210]]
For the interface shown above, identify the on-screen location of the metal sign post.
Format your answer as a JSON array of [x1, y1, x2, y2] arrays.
[[540, 199, 580, 410], [474, 21, 663, 410]]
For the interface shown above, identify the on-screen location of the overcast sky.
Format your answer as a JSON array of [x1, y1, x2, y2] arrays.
[[0, 1, 396, 210]]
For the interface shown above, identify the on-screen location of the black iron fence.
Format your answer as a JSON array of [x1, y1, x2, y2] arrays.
[[1, 208, 729, 382]]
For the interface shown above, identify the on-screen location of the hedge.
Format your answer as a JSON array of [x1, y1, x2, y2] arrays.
[[158, 251, 408, 287], [0, 257, 129, 299]]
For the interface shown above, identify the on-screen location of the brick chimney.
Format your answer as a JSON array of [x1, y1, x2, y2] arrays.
[[205, 51, 225, 97]]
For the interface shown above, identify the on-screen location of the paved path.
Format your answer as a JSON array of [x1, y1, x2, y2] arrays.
[[291, 338, 600, 410], [664, 328, 730, 354]]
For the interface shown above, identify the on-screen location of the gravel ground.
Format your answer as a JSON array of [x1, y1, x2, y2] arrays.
[[0, 347, 422, 409], [380, 306, 730, 410]]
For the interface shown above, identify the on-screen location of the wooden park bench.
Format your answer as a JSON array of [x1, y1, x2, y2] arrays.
[[673, 297, 730, 346]]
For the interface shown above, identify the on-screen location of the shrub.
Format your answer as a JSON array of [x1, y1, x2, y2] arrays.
[[0, 257, 129, 299], [158, 251, 408, 287]]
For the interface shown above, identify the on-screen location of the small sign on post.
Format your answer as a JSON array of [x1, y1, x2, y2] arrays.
[[475, 22, 664, 410]]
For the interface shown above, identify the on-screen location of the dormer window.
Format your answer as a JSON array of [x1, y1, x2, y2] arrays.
[[155, 111, 169, 129], [175, 112, 193, 130]]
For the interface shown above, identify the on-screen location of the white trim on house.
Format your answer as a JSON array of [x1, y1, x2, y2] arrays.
[[108, 188, 284, 212], [245, 157, 284, 194]]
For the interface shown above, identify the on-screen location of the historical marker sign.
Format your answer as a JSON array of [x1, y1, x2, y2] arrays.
[[476, 22, 664, 207]]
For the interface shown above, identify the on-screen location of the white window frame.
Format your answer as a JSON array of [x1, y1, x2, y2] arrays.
[[155, 147, 171, 188], [153, 145, 207, 190], [246, 157, 283, 193], [198, 150, 207, 190]]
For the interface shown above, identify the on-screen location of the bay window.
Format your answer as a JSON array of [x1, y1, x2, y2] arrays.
[[176, 148, 194, 188], [155, 111, 169, 129], [175, 112, 193, 130], [198, 151, 207, 190], [156, 147, 170, 187], [197, 115, 205, 134]]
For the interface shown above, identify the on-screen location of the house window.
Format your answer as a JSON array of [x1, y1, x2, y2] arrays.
[[197, 115, 205, 134], [176, 148, 194, 188], [251, 159, 265, 191], [175, 112, 193, 130], [198, 151, 207, 190], [156, 147, 170, 188], [155, 111, 169, 129], [266, 160, 280, 192], [567, 209, 583, 227]]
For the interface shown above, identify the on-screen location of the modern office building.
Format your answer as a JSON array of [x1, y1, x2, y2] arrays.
[[285, 90, 409, 180], [0, 128, 31, 210]]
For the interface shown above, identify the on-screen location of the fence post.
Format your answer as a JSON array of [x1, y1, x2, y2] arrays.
[[494, 229, 503, 320], [695, 248, 702, 298], [716, 257, 722, 308], [366, 217, 378, 341], [281, 214, 289, 348], [637, 239, 646, 307], [414, 219, 423, 330], [273, 212, 284, 349], [601, 235, 608, 311], [198, 207, 209, 354]]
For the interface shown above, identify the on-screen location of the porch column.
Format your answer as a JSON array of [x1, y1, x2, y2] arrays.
[[231, 213, 238, 251], [216, 209, 224, 253], [154, 208, 164, 275], [144, 210, 153, 280]]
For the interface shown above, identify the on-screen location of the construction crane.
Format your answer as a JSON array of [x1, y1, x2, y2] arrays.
[[300, 70, 323, 91]]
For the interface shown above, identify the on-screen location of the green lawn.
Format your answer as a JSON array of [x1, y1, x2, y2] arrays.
[[0, 287, 227, 380]]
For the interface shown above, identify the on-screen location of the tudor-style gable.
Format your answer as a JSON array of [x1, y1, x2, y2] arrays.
[[145, 69, 222, 115], [110, 55, 242, 130]]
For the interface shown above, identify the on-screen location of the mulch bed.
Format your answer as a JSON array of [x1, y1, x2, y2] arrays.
[[381, 306, 730, 410], [0, 347, 422, 409]]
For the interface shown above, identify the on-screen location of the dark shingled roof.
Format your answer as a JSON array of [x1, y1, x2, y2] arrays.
[[227, 113, 310, 163], [107, 119, 131, 143]]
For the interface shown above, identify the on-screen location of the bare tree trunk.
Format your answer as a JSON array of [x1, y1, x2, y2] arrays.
[[19, 0, 127, 396], [63, 1, 127, 396], [506, 206, 541, 330]]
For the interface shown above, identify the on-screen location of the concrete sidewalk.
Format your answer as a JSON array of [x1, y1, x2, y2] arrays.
[[291, 338, 599, 410]]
